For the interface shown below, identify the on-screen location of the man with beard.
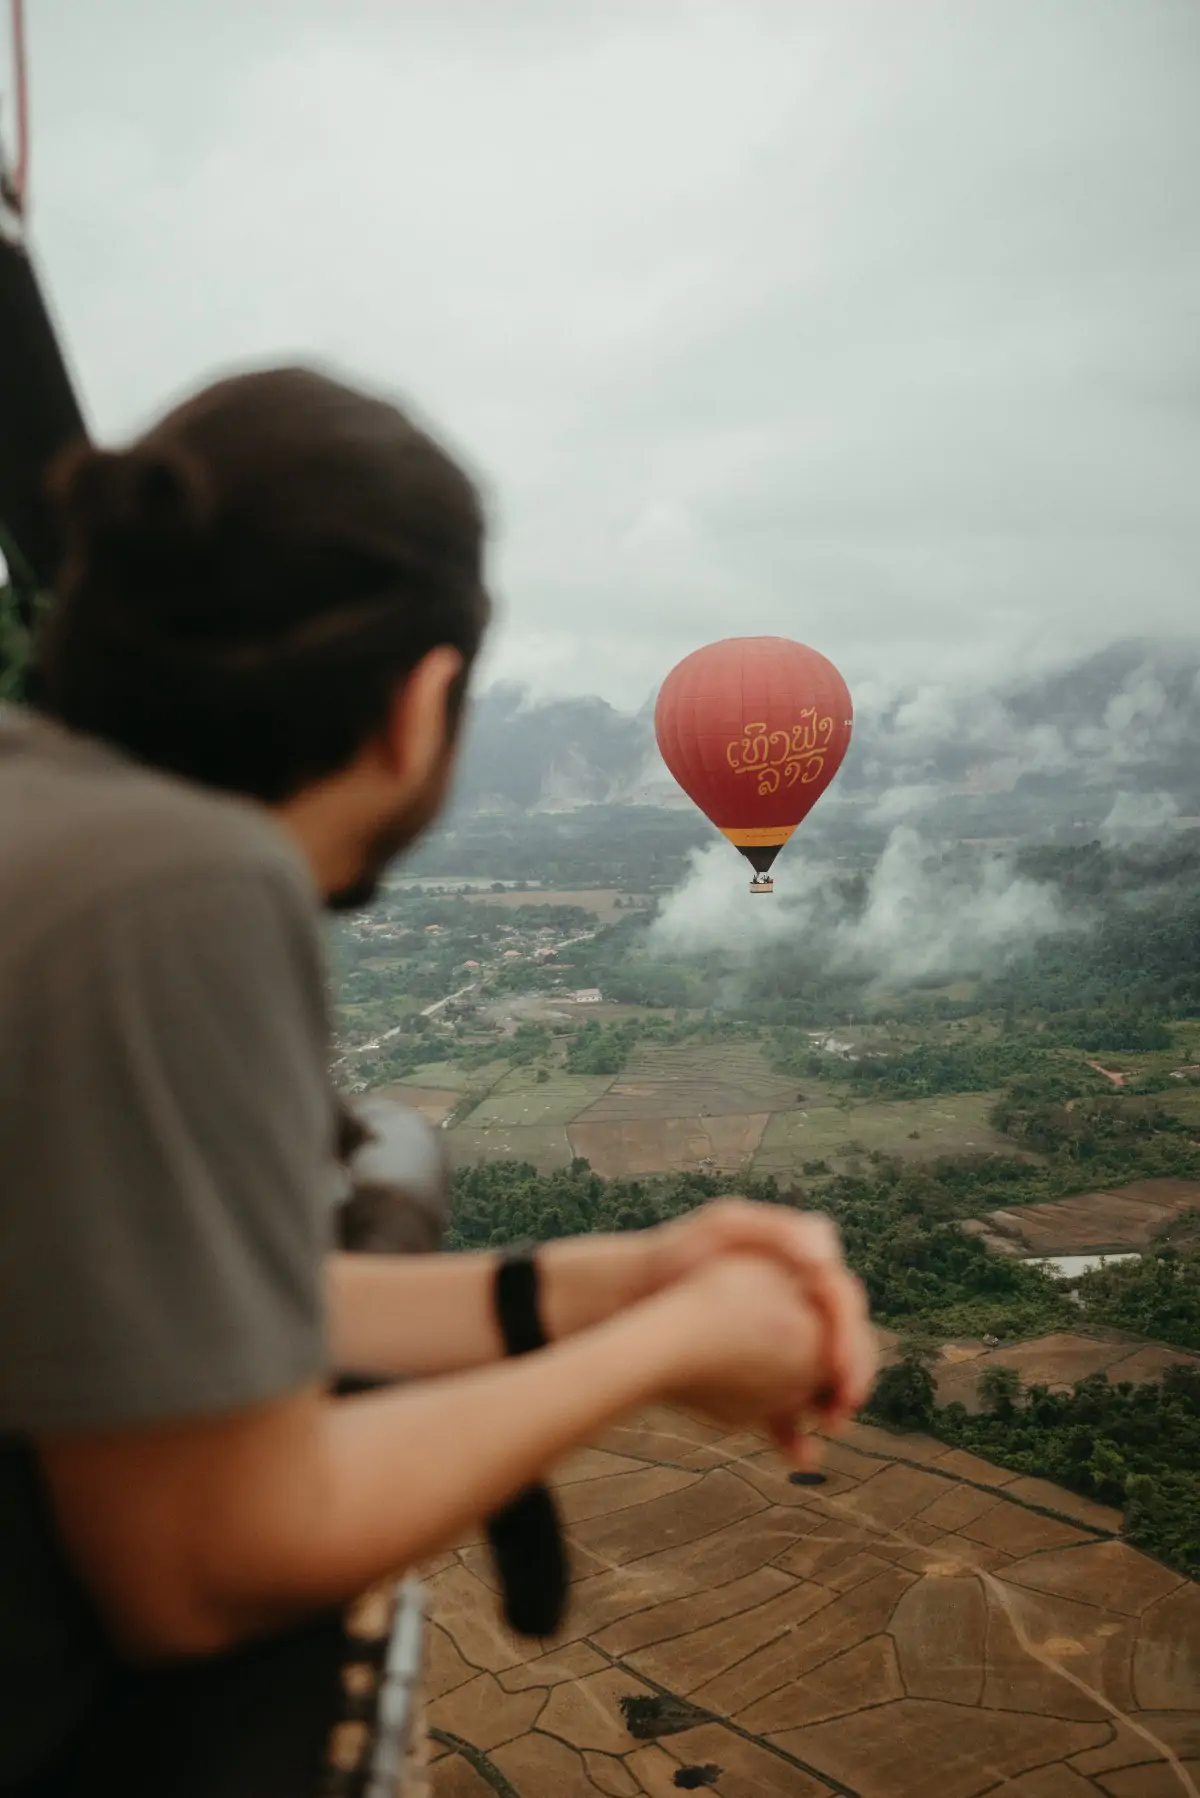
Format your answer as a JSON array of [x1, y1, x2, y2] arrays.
[[0, 367, 874, 1797]]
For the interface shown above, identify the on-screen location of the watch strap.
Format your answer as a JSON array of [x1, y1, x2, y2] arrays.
[[494, 1247, 548, 1357]]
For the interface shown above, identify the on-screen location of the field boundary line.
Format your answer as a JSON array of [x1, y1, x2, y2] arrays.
[[583, 1637, 862, 1797], [428, 1727, 520, 1797], [835, 1435, 1119, 1541], [597, 1425, 1120, 1544]]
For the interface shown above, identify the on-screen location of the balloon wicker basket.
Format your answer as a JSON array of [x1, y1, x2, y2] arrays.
[[749, 876, 774, 895]]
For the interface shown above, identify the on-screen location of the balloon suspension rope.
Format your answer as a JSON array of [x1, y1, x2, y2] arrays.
[[1, 0, 29, 220]]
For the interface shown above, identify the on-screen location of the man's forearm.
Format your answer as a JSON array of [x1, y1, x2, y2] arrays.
[[300, 1291, 689, 1612], [45, 1247, 856, 1662], [328, 1250, 500, 1376], [328, 1234, 654, 1379], [63, 1288, 699, 1657]]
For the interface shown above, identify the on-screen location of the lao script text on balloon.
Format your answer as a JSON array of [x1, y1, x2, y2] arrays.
[[726, 716, 833, 794]]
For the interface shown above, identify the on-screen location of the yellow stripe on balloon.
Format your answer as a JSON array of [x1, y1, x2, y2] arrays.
[[719, 825, 796, 849]]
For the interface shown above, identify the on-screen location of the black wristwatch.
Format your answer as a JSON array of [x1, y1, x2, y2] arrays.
[[485, 1246, 568, 1638], [493, 1246, 549, 1358]]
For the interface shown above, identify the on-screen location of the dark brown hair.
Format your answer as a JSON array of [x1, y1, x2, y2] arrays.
[[36, 366, 491, 800]]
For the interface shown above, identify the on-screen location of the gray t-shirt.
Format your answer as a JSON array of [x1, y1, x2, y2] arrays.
[[0, 707, 336, 1782]]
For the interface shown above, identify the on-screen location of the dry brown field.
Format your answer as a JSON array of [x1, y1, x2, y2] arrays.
[[978, 1178, 1200, 1256], [567, 1115, 769, 1179], [460, 889, 631, 923], [425, 1406, 1199, 1798], [932, 1329, 1200, 1411], [377, 1085, 460, 1126]]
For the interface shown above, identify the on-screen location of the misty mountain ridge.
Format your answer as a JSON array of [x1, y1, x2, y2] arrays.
[[452, 684, 678, 816], [451, 640, 1200, 834]]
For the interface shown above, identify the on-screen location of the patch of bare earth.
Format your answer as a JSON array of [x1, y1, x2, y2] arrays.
[[567, 1115, 769, 1178], [458, 889, 630, 923], [376, 1085, 460, 1126], [953, 1338, 1200, 1411], [882, 1329, 1200, 1414], [425, 1407, 1200, 1798], [977, 1178, 1200, 1256]]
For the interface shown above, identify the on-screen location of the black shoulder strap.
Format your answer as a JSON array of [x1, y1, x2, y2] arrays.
[[1, 0, 88, 614], [0, 228, 86, 604]]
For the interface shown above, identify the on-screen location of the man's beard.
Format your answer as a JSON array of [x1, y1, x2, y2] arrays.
[[327, 754, 454, 914]]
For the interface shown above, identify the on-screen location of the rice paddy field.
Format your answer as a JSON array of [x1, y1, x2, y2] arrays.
[[376, 1085, 461, 1126], [446, 1124, 575, 1174], [395, 1059, 511, 1093], [434, 1044, 1029, 1181], [457, 888, 631, 923], [976, 1178, 1200, 1256], [753, 1092, 1013, 1178], [567, 1114, 771, 1180], [466, 1071, 616, 1129], [425, 1404, 1200, 1798], [930, 1328, 1200, 1410]]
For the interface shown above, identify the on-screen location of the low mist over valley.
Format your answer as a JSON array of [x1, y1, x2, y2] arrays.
[[441, 637, 1200, 846], [404, 635, 1200, 995]]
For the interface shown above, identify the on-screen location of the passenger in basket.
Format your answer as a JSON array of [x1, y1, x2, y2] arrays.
[[0, 366, 876, 1797]]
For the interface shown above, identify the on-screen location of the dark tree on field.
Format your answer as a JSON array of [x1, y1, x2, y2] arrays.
[[977, 1364, 1023, 1420], [870, 1340, 938, 1427]]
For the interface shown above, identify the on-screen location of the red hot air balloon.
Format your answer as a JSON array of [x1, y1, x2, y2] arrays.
[[655, 637, 853, 893]]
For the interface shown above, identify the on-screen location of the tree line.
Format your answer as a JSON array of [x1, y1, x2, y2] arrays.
[[871, 1344, 1200, 1580]]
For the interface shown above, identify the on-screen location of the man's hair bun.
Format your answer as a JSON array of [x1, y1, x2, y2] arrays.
[[36, 364, 490, 802], [51, 439, 215, 593]]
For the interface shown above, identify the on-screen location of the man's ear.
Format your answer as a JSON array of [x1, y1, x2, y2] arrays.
[[382, 646, 464, 798]]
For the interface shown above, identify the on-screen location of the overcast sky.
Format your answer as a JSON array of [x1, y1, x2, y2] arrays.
[[14, 0, 1200, 705]]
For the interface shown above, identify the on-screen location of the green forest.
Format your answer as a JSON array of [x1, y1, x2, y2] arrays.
[[449, 1135, 1200, 1349]]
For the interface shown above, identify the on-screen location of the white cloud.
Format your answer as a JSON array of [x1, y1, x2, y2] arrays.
[[1101, 790, 1180, 845], [650, 824, 1068, 983]]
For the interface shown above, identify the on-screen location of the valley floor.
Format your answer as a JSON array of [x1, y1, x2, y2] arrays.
[[425, 1406, 1199, 1798], [393, 1043, 1026, 1180]]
